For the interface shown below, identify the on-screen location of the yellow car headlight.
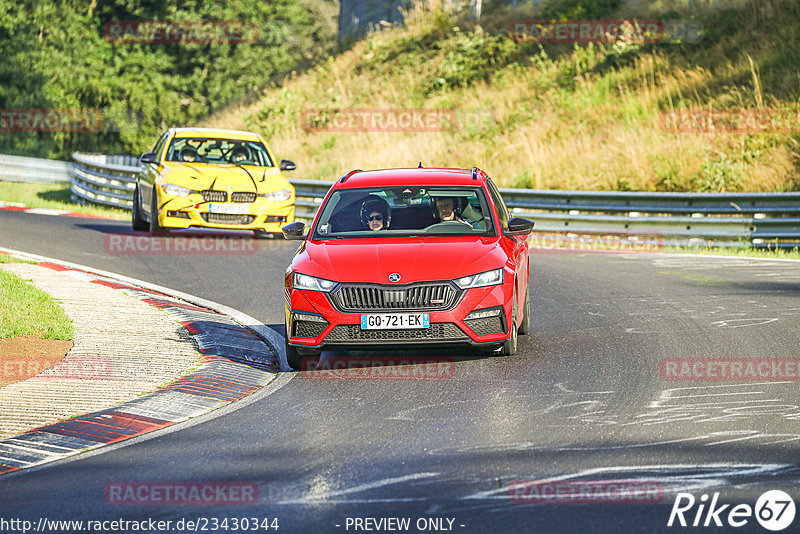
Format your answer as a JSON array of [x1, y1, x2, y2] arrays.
[[260, 189, 292, 202], [161, 183, 195, 197]]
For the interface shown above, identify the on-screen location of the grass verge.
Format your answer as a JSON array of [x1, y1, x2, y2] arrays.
[[0, 181, 129, 220], [0, 254, 37, 264], [529, 233, 800, 259], [665, 245, 800, 260], [0, 269, 74, 339]]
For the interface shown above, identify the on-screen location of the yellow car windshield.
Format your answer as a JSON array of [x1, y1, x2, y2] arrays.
[[166, 137, 274, 166]]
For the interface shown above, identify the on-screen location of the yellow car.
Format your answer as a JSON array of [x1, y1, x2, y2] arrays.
[[132, 127, 296, 237]]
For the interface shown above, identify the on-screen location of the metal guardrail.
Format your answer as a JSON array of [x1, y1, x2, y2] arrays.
[[0, 154, 72, 183], [65, 152, 800, 246], [70, 152, 138, 209], [499, 189, 800, 215]]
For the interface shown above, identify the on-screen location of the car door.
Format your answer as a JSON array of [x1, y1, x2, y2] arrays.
[[140, 132, 169, 215], [487, 177, 529, 315]]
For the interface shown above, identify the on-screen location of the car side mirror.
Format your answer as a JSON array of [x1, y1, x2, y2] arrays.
[[505, 217, 534, 237], [282, 221, 306, 240], [140, 152, 158, 164], [280, 159, 296, 171]]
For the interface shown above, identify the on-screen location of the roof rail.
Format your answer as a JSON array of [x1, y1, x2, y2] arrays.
[[339, 169, 362, 183], [471, 167, 480, 180]]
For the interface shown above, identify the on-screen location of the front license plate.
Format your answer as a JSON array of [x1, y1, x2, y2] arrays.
[[360, 313, 430, 330], [208, 203, 250, 214]]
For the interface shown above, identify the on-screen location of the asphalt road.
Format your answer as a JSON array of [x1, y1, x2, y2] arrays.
[[2, 210, 800, 534]]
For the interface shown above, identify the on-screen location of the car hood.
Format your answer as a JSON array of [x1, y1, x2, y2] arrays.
[[293, 237, 508, 284], [160, 162, 290, 193]]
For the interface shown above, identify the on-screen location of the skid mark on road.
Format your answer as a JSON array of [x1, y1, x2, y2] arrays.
[[419, 382, 800, 453], [458, 463, 799, 507], [387, 383, 614, 422], [276, 472, 439, 505]]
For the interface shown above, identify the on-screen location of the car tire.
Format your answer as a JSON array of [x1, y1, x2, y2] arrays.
[[254, 229, 276, 240], [518, 285, 531, 335], [149, 187, 162, 235], [131, 186, 148, 232], [285, 338, 302, 370], [500, 287, 518, 356]]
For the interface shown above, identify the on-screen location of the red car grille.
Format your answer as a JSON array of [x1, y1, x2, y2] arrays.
[[330, 283, 459, 312], [324, 323, 467, 343]]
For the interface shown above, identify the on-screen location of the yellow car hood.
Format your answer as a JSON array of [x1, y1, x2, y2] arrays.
[[160, 162, 292, 193]]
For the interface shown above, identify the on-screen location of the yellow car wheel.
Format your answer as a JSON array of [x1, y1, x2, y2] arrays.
[[149, 188, 163, 235], [132, 186, 148, 232]]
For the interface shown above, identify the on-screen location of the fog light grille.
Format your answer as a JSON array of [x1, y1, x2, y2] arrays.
[[167, 210, 190, 219], [464, 317, 504, 336], [294, 321, 327, 339]]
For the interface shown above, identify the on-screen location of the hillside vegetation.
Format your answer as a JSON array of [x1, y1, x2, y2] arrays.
[[0, 0, 337, 159], [203, 0, 800, 191]]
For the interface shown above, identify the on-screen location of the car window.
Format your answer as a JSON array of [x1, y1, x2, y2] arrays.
[[165, 137, 274, 166], [151, 132, 168, 160], [312, 186, 495, 239], [486, 177, 510, 231]]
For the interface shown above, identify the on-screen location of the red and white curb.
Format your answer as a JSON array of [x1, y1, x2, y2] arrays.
[[0, 201, 115, 220], [0, 248, 285, 476]]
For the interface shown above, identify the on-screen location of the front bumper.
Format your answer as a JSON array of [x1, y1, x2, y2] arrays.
[[157, 194, 295, 231], [285, 281, 514, 351]]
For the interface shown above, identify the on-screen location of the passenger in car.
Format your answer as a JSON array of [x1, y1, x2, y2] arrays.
[[231, 145, 250, 164], [179, 147, 199, 162]]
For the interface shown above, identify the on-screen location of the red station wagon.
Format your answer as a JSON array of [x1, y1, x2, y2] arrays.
[[281, 167, 534, 369]]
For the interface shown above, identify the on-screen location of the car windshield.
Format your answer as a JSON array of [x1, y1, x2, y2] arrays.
[[312, 186, 495, 239], [165, 137, 274, 166]]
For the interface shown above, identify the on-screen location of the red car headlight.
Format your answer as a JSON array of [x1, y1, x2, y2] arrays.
[[292, 273, 338, 292], [454, 268, 503, 290]]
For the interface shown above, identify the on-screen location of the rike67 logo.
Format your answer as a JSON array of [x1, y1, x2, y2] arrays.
[[668, 490, 795, 531]]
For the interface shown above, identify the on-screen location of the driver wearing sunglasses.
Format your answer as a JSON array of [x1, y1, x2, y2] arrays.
[[360, 197, 390, 231]]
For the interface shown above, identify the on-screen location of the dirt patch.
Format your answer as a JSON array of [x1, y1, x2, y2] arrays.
[[0, 335, 73, 387]]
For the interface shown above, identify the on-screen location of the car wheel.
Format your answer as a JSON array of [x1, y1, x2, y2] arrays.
[[285, 338, 302, 370], [131, 186, 148, 232], [254, 229, 276, 240], [518, 285, 531, 335], [149, 187, 163, 235], [500, 288, 518, 356]]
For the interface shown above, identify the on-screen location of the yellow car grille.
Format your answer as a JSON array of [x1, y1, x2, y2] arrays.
[[202, 190, 227, 202], [200, 213, 256, 225], [231, 192, 257, 203]]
